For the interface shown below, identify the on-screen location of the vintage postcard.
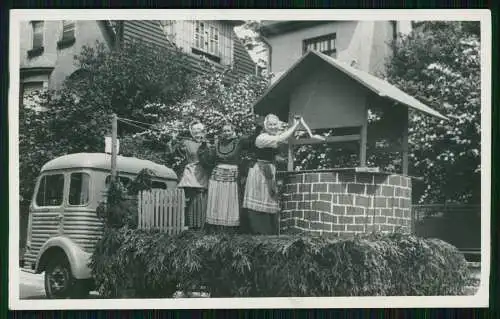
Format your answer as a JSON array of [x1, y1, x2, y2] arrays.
[[9, 9, 491, 309]]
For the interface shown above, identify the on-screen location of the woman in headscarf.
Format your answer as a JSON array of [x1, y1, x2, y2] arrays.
[[242, 114, 301, 235], [167, 121, 210, 230], [205, 123, 251, 233]]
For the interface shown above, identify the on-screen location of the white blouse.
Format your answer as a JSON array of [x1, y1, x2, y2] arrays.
[[255, 133, 282, 149]]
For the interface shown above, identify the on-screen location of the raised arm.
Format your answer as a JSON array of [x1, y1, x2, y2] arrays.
[[255, 118, 301, 149], [166, 133, 187, 156]]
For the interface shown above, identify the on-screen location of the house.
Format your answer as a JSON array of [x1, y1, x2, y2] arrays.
[[19, 20, 117, 101], [118, 20, 256, 82], [258, 20, 412, 82], [19, 20, 257, 106]]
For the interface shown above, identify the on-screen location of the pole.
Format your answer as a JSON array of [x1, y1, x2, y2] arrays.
[[111, 113, 118, 183]]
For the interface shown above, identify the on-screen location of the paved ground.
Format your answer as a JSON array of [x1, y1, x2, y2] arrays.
[[19, 270, 46, 299], [19, 267, 481, 299], [18, 270, 208, 299], [19, 270, 100, 299]]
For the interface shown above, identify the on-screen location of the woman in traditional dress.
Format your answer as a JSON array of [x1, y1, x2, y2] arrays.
[[167, 122, 210, 230], [243, 114, 301, 235], [205, 123, 251, 233]]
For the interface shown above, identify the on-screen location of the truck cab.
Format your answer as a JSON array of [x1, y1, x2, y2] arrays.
[[22, 153, 178, 298]]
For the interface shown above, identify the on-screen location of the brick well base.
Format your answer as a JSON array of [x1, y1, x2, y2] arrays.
[[279, 169, 412, 236]]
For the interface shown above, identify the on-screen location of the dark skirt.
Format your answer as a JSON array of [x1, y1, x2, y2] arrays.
[[247, 209, 279, 235], [184, 188, 208, 229]]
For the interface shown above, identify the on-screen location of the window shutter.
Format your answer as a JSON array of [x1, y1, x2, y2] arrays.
[[32, 21, 44, 49], [62, 20, 75, 41]]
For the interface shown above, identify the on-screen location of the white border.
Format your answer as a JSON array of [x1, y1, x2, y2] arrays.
[[9, 9, 491, 310]]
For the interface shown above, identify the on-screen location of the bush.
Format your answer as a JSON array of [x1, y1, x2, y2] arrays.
[[89, 230, 471, 298]]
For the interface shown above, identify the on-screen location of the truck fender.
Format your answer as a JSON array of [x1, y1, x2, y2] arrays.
[[35, 236, 92, 280]]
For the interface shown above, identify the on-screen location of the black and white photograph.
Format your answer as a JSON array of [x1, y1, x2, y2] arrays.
[[9, 9, 491, 309]]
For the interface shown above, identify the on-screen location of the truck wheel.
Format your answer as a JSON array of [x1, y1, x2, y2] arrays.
[[44, 257, 75, 299]]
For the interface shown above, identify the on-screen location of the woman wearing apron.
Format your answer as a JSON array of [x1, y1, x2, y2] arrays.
[[168, 122, 210, 230], [205, 123, 251, 233], [243, 114, 301, 235]]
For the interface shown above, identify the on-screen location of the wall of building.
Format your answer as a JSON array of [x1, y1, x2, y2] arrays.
[[123, 20, 256, 83], [267, 21, 403, 76], [20, 20, 112, 90], [368, 21, 394, 76]]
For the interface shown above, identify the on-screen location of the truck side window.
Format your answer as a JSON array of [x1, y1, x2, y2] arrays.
[[35, 174, 64, 206], [151, 181, 167, 189], [105, 175, 131, 189], [69, 172, 90, 205]]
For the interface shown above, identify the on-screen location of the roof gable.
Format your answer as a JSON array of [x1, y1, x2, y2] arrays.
[[253, 50, 447, 121]]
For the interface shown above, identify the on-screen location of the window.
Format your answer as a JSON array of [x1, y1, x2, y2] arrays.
[[151, 181, 167, 189], [28, 21, 44, 57], [36, 174, 64, 207], [105, 175, 132, 189], [58, 20, 76, 48], [391, 21, 398, 41], [69, 173, 90, 206], [303, 33, 337, 58], [193, 21, 220, 63], [32, 21, 44, 49]]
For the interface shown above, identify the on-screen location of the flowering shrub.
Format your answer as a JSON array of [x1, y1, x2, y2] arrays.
[[122, 59, 272, 174], [385, 21, 481, 203]]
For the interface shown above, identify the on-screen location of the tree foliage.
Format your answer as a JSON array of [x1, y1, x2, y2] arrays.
[[291, 21, 481, 205], [119, 60, 272, 175], [235, 20, 267, 68], [19, 41, 192, 201], [19, 40, 270, 201], [385, 21, 481, 204]]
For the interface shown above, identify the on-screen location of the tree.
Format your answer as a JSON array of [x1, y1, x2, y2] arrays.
[[19, 41, 193, 201], [120, 59, 272, 175], [20, 40, 271, 201], [235, 21, 268, 70], [385, 21, 481, 204]]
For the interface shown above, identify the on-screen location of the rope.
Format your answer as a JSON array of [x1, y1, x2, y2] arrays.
[[117, 118, 151, 131], [117, 117, 156, 128]]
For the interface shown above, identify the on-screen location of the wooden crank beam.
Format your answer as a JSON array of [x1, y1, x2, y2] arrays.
[[290, 134, 361, 145]]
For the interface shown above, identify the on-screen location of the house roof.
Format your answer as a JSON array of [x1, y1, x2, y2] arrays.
[[252, 50, 447, 121], [41, 153, 178, 180], [259, 21, 332, 37]]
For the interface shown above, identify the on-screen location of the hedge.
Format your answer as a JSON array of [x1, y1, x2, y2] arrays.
[[89, 228, 471, 298]]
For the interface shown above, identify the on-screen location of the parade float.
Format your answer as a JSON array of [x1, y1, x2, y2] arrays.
[[252, 50, 447, 237]]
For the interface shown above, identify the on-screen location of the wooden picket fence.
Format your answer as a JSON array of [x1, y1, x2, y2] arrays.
[[137, 188, 187, 234]]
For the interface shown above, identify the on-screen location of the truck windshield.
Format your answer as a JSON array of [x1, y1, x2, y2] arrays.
[[36, 174, 64, 206]]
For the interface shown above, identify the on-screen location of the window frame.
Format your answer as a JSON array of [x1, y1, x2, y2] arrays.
[[28, 21, 45, 58], [57, 20, 76, 49], [302, 33, 337, 58], [34, 173, 65, 208], [68, 172, 91, 207], [192, 20, 221, 63]]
